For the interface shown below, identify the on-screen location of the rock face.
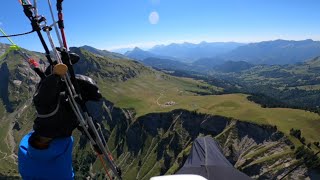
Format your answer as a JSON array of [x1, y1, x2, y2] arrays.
[[71, 101, 309, 180], [0, 51, 39, 113], [0, 62, 12, 112], [0, 43, 10, 57]]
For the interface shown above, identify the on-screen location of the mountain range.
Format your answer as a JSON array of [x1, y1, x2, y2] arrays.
[[149, 41, 244, 62], [122, 39, 320, 69], [217, 39, 320, 65]]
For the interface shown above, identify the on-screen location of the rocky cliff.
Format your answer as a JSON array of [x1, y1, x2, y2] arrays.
[[70, 100, 308, 180]]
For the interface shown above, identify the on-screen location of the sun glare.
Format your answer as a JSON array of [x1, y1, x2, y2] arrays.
[[149, 11, 160, 25]]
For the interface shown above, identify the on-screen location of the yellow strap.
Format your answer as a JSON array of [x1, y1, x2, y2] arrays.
[[9, 45, 20, 51]]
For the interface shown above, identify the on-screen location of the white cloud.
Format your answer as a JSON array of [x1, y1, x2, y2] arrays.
[[149, 11, 159, 25]]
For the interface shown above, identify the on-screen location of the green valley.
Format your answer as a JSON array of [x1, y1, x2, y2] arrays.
[[0, 46, 319, 179], [71, 48, 320, 146], [98, 68, 320, 146]]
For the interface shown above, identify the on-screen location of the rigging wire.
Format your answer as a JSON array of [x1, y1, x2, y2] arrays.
[[33, 0, 39, 17], [99, 155, 113, 180], [20, 0, 55, 65], [15, 0, 121, 178], [0, 30, 35, 38], [52, 1, 121, 177], [48, 0, 64, 48], [43, 17, 120, 178], [0, 27, 45, 79], [56, 0, 68, 49], [0, 27, 42, 99], [17, 1, 122, 179]]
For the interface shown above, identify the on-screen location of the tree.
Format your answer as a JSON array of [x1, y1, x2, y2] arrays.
[[307, 143, 311, 149], [290, 128, 302, 139]]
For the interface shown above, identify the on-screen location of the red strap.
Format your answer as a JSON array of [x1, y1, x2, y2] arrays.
[[98, 155, 113, 180], [58, 12, 68, 49], [109, 153, 114, 161], [28, 58, 39, 68]]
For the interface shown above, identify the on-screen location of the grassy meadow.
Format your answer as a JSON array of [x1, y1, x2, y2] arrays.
[[98, 72, 320, 147]]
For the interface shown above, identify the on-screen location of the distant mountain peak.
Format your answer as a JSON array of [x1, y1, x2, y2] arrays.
[[80, 45, 109, 52], [81, 45, 94, 48], [132, 47, 144, 51], [125, 47, 148, 56], [303, 39, 314, 42], [124, 46, 182, 62], [124, 47, 155, 60]]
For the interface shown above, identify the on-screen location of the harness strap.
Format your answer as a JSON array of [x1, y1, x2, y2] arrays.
[[37, 92, 63, 118], [0, 30, 35, 38]]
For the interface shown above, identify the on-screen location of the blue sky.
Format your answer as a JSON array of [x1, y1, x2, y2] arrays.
[[1, 0, 320, 52]]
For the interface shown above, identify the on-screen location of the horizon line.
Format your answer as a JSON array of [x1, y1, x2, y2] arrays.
[[105, 38, 320, 51]]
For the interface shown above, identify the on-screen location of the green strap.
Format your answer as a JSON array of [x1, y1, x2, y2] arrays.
[[0, 28, 21, 51], [0, 28, 16, 45]]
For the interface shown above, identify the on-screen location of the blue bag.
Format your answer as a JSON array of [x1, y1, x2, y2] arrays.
[[18, 132, 74, 180]]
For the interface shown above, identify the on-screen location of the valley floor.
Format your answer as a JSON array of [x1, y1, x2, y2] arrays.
[[100, 75, 320, 148]]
